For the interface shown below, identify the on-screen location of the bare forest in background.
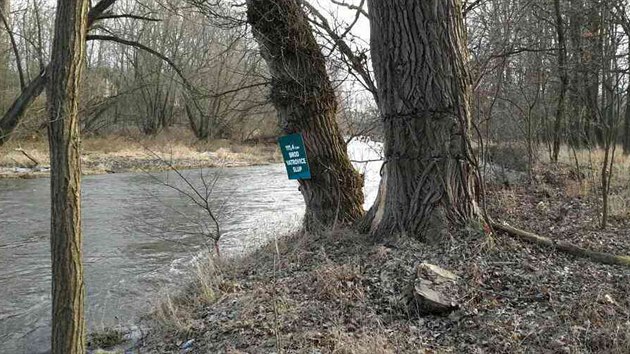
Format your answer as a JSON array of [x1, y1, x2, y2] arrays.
[[4, 0, 630, 353], [2, 0, 630, 157]]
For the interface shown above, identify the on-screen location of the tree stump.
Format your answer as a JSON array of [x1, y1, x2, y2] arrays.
[[405, 263, 459, 316]]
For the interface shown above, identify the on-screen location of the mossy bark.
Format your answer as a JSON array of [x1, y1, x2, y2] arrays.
[[247, 0, 364, 230]]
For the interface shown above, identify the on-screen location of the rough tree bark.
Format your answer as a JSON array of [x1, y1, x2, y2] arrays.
[[47, 0, 89, 350], [247, 0, 364, 230], [367, 0, 481, 241], [567, 0, 602, 147], [552, 0, 568, 162]]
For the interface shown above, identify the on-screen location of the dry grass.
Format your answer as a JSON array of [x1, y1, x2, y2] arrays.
[[490, 188, 520, 216], [0, 128, 281, 177], [552, 145, 630, 219], [0, 138, 50, 167], [153, 253, 234, 334], [486, 142, 630, 219], [314, 263, 365, 302], [137, 224, 630, 353], [563, 179, 593, 198], [543, 144, 630, 189], [323, 329, 394, 354], [87, 327, 125, 350]]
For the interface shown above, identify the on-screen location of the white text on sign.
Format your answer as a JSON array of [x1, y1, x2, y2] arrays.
[[286, 158, 307, 166]]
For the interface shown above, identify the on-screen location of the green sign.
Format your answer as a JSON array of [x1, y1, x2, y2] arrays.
[[278, 133, 311, 180]]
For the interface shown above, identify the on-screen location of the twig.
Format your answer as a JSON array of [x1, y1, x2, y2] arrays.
[[0, 7, 26, 90], [15, 148, 40, 166], [272, 238, 282, 353]]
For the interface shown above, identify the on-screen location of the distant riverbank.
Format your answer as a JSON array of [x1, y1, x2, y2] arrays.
[[0, 130, 281, 179]]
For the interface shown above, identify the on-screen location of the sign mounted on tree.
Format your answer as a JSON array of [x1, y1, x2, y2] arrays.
[[278, 133, 311, 180]]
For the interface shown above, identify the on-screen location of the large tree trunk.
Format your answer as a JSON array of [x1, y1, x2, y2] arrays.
[[552, 0, 568, 162], [246, 0, 364, 230], [47, 0, 89, 351], [367, 0, 481, 241]]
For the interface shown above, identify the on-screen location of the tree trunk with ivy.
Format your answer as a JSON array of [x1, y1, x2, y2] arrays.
[[247, 0, 364, 230], [367, 0, 481, 241], [47, 0, 89, 350]]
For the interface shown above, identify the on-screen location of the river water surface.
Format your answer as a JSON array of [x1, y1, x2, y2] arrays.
[[0, 140, 383, 353]]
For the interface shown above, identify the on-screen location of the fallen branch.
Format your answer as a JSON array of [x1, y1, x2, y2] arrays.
[[491, 220, 630, 268], [15, 148, 40, 166]]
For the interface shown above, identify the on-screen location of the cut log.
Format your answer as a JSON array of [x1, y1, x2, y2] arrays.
[[491, 221, 630, 268], [405, 263, 459, 316]]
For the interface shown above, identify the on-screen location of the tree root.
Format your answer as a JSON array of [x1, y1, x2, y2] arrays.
[[490, 220, 630, 268]]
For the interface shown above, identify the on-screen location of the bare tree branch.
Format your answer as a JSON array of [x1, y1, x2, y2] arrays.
[[0, 7, 25, 90], [298, 0, 377, 102], [330, 0, 369, 19], [0, 0, 119, 145], [96, 13, 161, 22]]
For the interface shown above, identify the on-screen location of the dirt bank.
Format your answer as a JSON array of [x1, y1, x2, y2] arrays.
[[0, 132, 282, 179]]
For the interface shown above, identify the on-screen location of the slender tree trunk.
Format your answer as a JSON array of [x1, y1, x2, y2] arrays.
[[568, 0, 587, 147], [624, 68, 630, 154], [0, 0, 10, 109], [586, 4, 603, 146], [246, 0, 364, 230], [0, 0, 9, 65], [552, 0, 568, 162], [367, 0, 481, 241], [47, 0, 89, 351]]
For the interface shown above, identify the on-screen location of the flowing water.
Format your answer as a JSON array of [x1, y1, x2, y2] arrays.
[[0, 139, 383, 353]]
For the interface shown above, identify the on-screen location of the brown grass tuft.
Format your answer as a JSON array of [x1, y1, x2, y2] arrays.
[[314, 263, 365, 302]]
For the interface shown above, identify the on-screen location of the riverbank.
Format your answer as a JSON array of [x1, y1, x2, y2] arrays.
[[0, 131, 282, 179], [93, 192, 627, 353], [118, 226, 628, 353], [78, 144, 628, 352]]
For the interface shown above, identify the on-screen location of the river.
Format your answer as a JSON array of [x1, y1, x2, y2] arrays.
[[0, 139, 383, 353]]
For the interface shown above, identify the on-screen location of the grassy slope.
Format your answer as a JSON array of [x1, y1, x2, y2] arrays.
[[137, 225, 629, 353]]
